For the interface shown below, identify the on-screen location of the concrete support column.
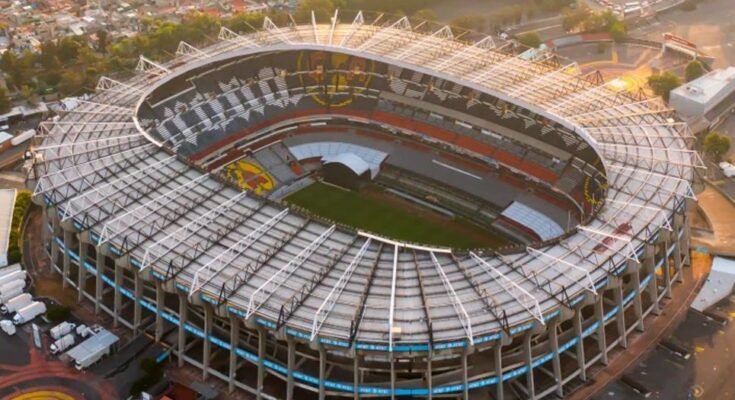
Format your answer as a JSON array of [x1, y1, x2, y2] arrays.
[[228, 315, 239, 393], [95, 247, 104, 315], [113, 262, 122, 328], [62, 229, 72, 287], [257, 328, 266, 400], [631, 267, 644, 332], [494, 344, 504, 400], [614, 285, 627, 349], [462, 348, 469, 400], [286, 337, 296, 400], [178, 293, 188, 368], [77, 239, 87, 302], [50, 212, 60, 271], [390, 355, 396, 400], [644, 244, 660, 315], [426, 350, 433, 400], [319, 345, 327, 400], [203, 304, 213, 380], [594, 294, 608, 365], [353, 353, 360, 400], [662, 237, 673, 298], [550, 321, 563, 397], [524, 332, 535, 400], [133, 271, 142, 334], [573, 307, 586, 380], [155, 280, 164, 342]]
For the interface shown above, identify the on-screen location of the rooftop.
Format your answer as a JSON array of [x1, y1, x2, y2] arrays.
[[672, 67, 735, 105]]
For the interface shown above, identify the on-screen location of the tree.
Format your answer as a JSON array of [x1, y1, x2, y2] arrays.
[[703, 131, 731, 162], [685, 60, 706, 82], [0, 85, 10, 114], [647, 71, 681, 102], [413, 8, 437, 22], [20, 85, 37, 106], [518, 31, 543, 48], [294, 0, 341, 22], [562, 5, 591, 32], [609, 20, 626, 42], [450, 15, 485, 31], [97, 29, 109, 54]]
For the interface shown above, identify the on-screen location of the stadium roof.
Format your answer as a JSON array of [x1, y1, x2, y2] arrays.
[[322, 153, 372, 177], [30, 12, 702, 348]]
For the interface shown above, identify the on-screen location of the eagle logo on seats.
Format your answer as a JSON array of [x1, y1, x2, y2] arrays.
[[297, 51, 374, 108]]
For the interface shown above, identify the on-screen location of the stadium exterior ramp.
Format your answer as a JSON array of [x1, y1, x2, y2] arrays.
[[27, 11, 701, 400]]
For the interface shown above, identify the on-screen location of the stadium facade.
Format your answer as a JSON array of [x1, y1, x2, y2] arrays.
[[27, 11, 701, 400]]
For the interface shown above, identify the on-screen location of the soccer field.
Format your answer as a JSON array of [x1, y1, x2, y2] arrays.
[[285, 182, 508, 249]]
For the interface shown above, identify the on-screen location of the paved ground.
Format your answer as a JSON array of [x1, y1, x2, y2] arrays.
[[690, 185, 735, 256], [593, 294, 735, 400], [568, 251, 711, 400]]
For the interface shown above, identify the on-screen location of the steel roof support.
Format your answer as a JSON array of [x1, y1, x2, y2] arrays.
[[395, 25, 453, 60], [508, 62, 580, 98], [338, 10, 365, 47], [140, 191, 249, 271], [311, 238, 372, 340], [96, 76, 145, 95], [189, 209, 289, 299], [577, 225, 640, 263], [58, 100, 135, 116], [136, 55, 172, 76], [246, 225, 336, 319], [176, 41, 208, 60], [61, 156, 176, 223], [606, 198, 673, 231], [357, 16, 411, 53], [433, 35, 495, 72], [34, 144, 153, 198], [388, 244, 399, 351], [430, 252, 473, 345], [607, 164, 696, 200], [327, 9, 338, 45], [263, 16, 292, 44], [97, 174, 210, 248], [470, 252, 545, 325], [545, 82, 614, 115], [311, 11, 320, 45], [526, 247, 597, 295]]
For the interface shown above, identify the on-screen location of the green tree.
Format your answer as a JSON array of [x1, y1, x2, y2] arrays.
[[518, 31, 543, 48], [412, 8, 437, 22], [0, 85, 10, 114], [294, 0, 341, 22], [59, 69, 86, 96], [450, 15, 485, 31], [97, 29, 109, 53], [20, 85, 37, 106], [647, 71, 681, 102], [685, 60, 706, 82], [609, 20, 626, 42], [703, 131, 731, 162], [227, 11, 266, 34], [562, 5, 590, 31]]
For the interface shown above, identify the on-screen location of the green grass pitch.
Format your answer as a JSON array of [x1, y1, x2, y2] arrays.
[[285, 182, 506, 249]]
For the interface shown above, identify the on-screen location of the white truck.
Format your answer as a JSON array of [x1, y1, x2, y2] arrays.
[[75, 324, 92, 338], [12, 301, 47, 325], [65, 329, 119, 370], [0, 279, 25, 298], [50, 322, 76, 340], [1, 293, 32, 314], [0, 286, 23, 305], [0, 270, 26, 288], [0, 320, 15, 335], [50, 333, 75, 355]]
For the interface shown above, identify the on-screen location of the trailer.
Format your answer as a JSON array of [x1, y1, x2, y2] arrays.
[[65, 329, 119, 370], [0, 280, 25, 298], [50, 322, 76, 340], [1, 293, 32, 314], [0, 271, 26, 288], [0, 286, 23, 304], [50, 333, 75, 355], [12, 301, 46, 325]]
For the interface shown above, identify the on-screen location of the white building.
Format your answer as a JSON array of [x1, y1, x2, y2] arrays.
[[670, 67, 735, 130], [0, 189, 17, 268]]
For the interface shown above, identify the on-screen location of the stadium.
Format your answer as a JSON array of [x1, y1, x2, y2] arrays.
[[27, 10, 700, 400]]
